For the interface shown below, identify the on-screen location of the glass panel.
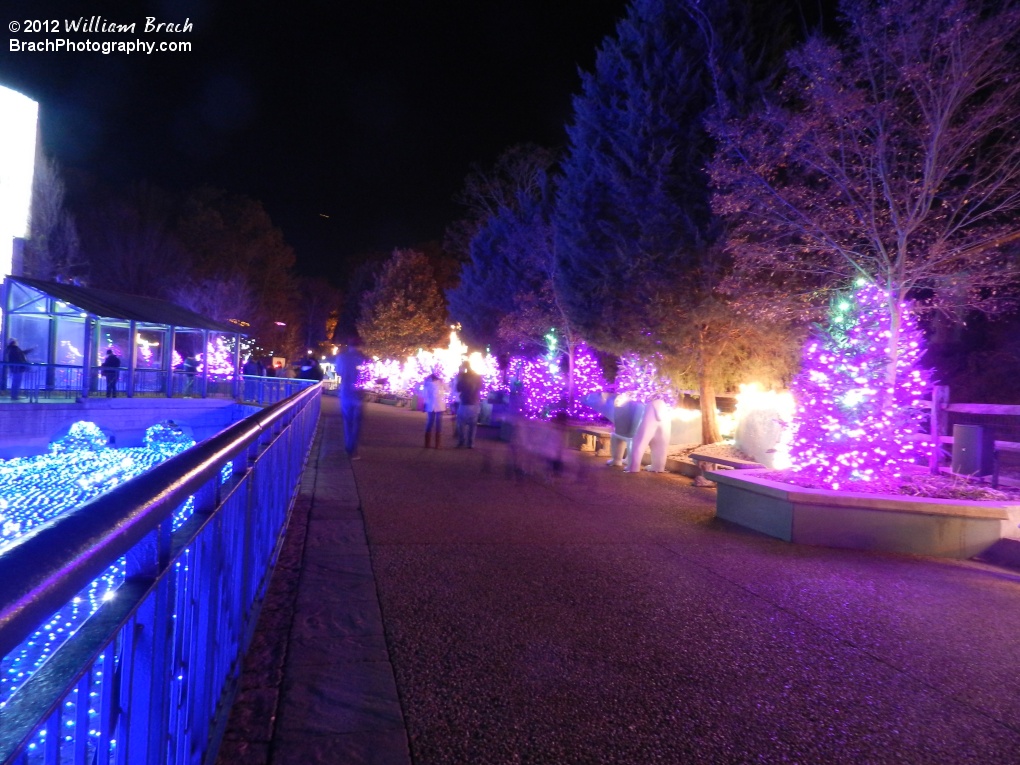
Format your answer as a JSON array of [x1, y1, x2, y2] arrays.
[[96, 324, 130, 364], [136, 328, 165, 369], [173, 332, 202, 369], [6, 314, 50, 363], [55, 318, 86, 366], [7, 281, 46, 314], [52, 297, 85, 315]]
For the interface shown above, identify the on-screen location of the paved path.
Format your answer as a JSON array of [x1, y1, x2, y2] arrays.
[[220, 397, 1020, 764]]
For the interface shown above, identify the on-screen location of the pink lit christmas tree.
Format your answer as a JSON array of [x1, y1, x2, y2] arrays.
[[789, 280, 931, 490]]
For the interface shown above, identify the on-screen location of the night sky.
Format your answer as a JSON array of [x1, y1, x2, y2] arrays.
[[2, 0, 630, 284]]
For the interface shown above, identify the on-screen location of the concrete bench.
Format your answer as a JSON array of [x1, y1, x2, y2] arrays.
[[574, 425, 613, 454], [690, 452, 764, 471]]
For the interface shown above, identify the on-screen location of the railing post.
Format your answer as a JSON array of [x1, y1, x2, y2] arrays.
[[80, 315, 95, 400], [929, 384, 950, 475]]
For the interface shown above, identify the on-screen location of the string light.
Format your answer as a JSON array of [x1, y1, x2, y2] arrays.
[[0, 419, 201, 725], [788, 281, 931, 488]]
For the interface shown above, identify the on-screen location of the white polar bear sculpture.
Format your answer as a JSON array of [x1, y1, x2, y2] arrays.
[[582, 392, 645, 467], [627, 398, 673, 473], [609, 397, 644, 467]]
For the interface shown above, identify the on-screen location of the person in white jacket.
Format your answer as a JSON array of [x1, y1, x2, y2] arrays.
[[422, 373, 448, 449]]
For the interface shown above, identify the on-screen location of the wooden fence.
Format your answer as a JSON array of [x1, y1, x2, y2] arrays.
[[926, 385, 1020, 481]]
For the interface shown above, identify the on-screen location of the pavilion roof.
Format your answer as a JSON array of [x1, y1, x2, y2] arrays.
[[8, 276, 245, 335]]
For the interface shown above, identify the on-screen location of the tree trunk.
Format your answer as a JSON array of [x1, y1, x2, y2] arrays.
[[884, 288, 902, 409], [699, 377, 720, 445], [563, 328, 576, 413], [697, 341, 720, 445]]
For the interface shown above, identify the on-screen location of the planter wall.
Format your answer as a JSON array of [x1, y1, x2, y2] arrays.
[[708, 469, 1014, 559]]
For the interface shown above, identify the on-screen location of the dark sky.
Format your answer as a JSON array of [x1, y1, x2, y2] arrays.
[[2, 0, 630, 284]]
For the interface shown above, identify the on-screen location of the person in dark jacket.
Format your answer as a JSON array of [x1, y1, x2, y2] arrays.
[[298, 355, 324, 381], [4, 339, 30, 401], [101, 349, 121, 397], [454, 362, 483, 448]]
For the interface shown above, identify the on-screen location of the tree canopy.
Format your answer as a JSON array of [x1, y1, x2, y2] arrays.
[[711, 0, 1020, 320], [553, 0, 803, 441], [357, 248, 448, 359]]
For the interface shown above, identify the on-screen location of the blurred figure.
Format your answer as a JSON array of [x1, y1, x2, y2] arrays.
[[337, 337, 366, 460], [454, 362, 482, 448], [298, 355, 324, 381], [242, 355, 260, 400], [4, 338, 31, 401]]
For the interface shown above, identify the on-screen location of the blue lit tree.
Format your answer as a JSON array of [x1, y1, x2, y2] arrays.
[[553, 0, 802, 443], [448, 154, 588, 407], [448, 145, 561, 353], [789, 280, 932, 489]]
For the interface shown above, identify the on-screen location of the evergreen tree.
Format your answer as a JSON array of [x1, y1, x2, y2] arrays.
[[449, 172, 590, 406], [789, 280, 931, 489], [554, 0, 802, 443], [449, 175, 563, 351], [446, 216, 519, 349], [554, 0, 706, 354]]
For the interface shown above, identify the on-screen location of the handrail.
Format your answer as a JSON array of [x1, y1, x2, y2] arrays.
[[0, 382, 321, 763], [0, 383, 318, 658], [0, 360, 316, 402]]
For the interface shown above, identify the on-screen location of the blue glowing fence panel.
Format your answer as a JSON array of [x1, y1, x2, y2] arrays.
[[1, 362, 317, 402], [0, 385, 321, 764]]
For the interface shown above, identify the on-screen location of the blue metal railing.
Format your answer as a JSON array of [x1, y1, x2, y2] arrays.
[[0, 362, 315, 404], [0, 384, 321, 764]]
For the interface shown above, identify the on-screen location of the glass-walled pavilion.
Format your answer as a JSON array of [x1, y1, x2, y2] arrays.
[[1, 276, 246, 399]]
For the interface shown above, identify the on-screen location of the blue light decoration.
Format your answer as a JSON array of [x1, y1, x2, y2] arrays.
[[0, 419, 199, 722], [788, 279, 932, 490]]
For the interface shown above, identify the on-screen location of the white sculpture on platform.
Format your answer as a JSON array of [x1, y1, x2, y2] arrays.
[[608, 396, 644, 467], [584, 392, 645, 467], [627, 398, 672, 473]]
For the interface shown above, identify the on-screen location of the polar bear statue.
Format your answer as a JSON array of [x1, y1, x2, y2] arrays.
[[627, 397, 672, 473]]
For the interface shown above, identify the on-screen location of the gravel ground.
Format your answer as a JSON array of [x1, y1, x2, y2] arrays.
[[352, 403, 1020, 765]]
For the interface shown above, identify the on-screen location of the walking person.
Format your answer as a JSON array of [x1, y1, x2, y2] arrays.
[[181, 355, 199, 396], [337, 337, 366, 460], [422, 373, 447, 448], [101, 349, 121, 398], [4, 338, 30, 401], [242, 355, 260, 401], [454, 362, 483, 448]]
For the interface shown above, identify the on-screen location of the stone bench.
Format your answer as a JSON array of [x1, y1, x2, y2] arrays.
[[690, 452, 764, 471], [574, 425, 612, 454]]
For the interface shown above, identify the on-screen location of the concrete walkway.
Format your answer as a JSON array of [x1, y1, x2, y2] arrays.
[[219, 397, 1020, 764]]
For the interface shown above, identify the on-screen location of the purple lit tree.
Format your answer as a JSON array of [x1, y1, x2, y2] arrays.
[[615, 354, 677, 407], [789, 281, 931, 489]]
